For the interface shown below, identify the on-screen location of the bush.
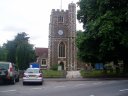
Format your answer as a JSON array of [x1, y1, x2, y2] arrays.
[[80, 69, 127, 78], [80, 70, 104, 78], [50, 64, 58, 70]]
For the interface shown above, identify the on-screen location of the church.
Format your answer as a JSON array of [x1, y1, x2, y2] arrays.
[[35, 3, 84, 71]]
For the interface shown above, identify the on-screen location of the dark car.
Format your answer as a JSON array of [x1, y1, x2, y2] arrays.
[[0, 61, 20, 84]]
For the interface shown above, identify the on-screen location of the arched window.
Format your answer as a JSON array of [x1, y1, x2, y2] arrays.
[[58, 16, 64, 23], [59, 42, 65, 57]]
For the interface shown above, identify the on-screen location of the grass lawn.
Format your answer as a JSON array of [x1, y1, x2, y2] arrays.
[[42, 70, 66, 78]]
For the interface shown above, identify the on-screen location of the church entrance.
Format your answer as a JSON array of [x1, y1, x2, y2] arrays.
[[59, 62, 64, 70]]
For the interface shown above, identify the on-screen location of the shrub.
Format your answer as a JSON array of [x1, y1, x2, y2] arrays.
[[50, 64, 58, 70]]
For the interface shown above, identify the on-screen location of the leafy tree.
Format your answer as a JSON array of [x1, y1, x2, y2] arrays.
[[76, 31, 102, 63], [0, 46, 7, 61], [4, 32, 36, 70], [16, 43, 35, 70], [14, 32, 29, 45], [77, 0, 128, 73], [4, 41, 16, 63], [14, 32, 36, 70]]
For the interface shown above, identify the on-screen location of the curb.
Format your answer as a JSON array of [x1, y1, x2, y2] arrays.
[[43, 78, 128, 81]]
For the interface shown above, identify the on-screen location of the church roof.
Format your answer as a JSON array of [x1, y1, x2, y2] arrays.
[[35, 48, 48, 58]]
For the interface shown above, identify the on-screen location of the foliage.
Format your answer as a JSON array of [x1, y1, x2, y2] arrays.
[[3, 32, 36, 70], [15, 32, 36, 70], [4, 41, 17, 63], [50, 64, 58, 70], [76, 30, 101, 63], [80, 69, 125, 78], [77, 0, 128, 73], [80, 70, 104, 78], [16, 43, 35, 70], [0, 46, 7, 61]]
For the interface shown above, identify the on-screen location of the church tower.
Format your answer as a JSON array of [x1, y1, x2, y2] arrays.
[[48, 3, 77, 70]]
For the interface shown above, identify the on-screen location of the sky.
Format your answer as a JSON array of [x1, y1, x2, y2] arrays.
[[0, 0, 83, 48]]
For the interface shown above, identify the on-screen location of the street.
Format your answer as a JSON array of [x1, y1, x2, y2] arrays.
[[0, 79, 128, 96]]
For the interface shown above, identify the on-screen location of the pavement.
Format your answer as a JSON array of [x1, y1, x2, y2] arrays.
[[66, 71, 82, 79]]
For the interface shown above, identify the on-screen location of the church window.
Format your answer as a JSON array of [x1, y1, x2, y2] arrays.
[[58, 16, 64, 23], [59, 42, 65, 57]]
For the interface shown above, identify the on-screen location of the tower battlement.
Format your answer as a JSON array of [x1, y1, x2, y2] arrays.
[[51, 3, 76, 14], [52, 9, 68, 13]]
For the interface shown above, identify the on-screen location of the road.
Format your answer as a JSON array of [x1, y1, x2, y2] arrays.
[[0, 79, 128, 96]]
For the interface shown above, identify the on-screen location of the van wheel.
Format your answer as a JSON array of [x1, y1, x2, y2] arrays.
[[11, 78, 15, 85], [40, 81, 43, 85], [40, 82, 42, 85], [16, 77, 19, 82], [23, 82, 26, 85]]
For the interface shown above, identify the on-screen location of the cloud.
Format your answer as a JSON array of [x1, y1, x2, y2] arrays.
[[0, 0, 82, 47], [2, 26, 27, 32]]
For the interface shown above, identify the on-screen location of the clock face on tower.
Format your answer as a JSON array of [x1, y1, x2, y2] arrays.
[[58, 30, 63, 35]]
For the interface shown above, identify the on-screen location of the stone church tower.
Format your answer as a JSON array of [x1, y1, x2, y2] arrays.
[[48, 3, 77, 70]]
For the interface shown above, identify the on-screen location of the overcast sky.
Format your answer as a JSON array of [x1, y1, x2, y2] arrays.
[[0, 0, 83, 48]]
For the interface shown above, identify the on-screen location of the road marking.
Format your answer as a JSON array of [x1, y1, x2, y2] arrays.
[[0, 90, 16, 93], [31, 88, 42, 90], [75, 84, 86, 87], [90, 95, 95, 96], [119, 89, 128, 92], [54, 86, 66, 88], [93, 82, 102, 85]]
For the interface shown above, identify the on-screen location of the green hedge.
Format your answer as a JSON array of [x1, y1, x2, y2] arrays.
[[80, 69, 126, 78], [80, 70, 104, 78]]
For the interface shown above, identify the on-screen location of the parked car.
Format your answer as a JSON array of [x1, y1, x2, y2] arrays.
[[23, 68, 43, 85], [0, 61, 20, 84]]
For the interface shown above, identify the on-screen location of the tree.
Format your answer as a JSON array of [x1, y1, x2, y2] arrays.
[[77, 0, 128, 73], [14, 32, 36, 70], [76, 30, 102, 63], [0, 46, 7, 61], [4, 41, 16, 63], [16, 43, 35, 70], [4, 32, 36, 70]]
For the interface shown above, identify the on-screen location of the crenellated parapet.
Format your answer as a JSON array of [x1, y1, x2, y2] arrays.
[[52, 9, 68, 13]]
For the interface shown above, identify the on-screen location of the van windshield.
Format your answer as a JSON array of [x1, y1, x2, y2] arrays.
[[0, 63, 9, 70]]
